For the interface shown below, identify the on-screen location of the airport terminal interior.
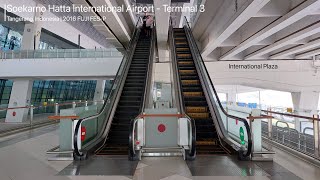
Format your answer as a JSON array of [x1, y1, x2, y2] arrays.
[[1, 0, 320, 179]]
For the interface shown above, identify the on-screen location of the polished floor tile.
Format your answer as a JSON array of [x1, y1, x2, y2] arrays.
[[59, 156, 138, 176]]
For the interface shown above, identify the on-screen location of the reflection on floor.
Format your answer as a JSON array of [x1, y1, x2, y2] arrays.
[[0, 125, 319, 180], [59, 156, 138, 176]]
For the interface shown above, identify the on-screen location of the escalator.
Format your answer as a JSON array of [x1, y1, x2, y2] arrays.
[[169, 17, 252, 160], [96, 31, 152, 155], [173, 28, 227, 155], [72, 23, 154, 160]]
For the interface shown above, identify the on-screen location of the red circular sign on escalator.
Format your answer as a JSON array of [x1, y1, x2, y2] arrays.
[[158, 124, 166, 133]]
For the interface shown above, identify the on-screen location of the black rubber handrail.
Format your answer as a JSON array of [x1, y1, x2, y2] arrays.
[[73, 17, 142, 158], [169, 17, 196, 159], [128, 25, 156, 160], [183, 16, 252, 157]]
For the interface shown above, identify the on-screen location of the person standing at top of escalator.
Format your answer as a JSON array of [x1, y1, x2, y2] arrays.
[[142, 13, 148, 36], [146, 15, 154, 37]]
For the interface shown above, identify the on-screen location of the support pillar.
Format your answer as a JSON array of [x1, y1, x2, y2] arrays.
[[5, 5, 44, 122], [5, 80, 33, 122], [93, 80, 106, 101], [21, 4, 43, 50], [227, 85, 238, 105], [154, 0, 171, 62], [291, 91, 320, 132]]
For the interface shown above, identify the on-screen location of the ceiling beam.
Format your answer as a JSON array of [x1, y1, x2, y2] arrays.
[[201, 0, 270, 58], [270, 38, 320, 59], [245, 22, 320, 59], [220, 0, 320, 60], [296, 48, 320, 59]]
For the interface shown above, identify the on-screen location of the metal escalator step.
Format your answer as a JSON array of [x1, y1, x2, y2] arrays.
[[181, 80, 200, 85], [178, 61, 193, 65], [195, 119, 214, 125], [175, 37, 187, 40], [188, 112, 209, 119], [124, 83, 144, 87], [184, 96, 206, 101], [184, 101, 207, 107], [176, 48, 190, 51], [178, 64, 194, 68], [121, 92, 143, 97], [183, 92, 203, 97], [119, 96, 142, 102], [177, 54, 192, 58], [116, 105, 140, 112], [175, 42, 188, 45], [125, 80, 145, 84], [182, 86, 202, 91], [126, 76, 146, 80], [186, 106, 208, 113], [179, 70, 196, 74], [180, 76, 199, 80], [196, 140, 218, 146], [179, 66, 196, 71]]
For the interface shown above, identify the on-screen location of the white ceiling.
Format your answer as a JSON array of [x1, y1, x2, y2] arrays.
[[193, 0, 320, 61]]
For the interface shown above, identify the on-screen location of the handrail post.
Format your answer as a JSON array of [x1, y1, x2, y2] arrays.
[[30, 105, 34, 128], [268, 108, 273, 138], [55, 103, 59, 116], [72, 101, 76, 109], [314, 115, 319, 157]]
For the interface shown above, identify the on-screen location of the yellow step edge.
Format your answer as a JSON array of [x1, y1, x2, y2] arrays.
[[186, 106, 208, 113], [176, 48, 190, 51], [175, 37, 186, 39], [177, 54, 191, 57], [178, 61, 193, 65], [181, 80, 200, 85], [175, 42, 187, 45], [196, 141, 217, 146], [179, 70, 196, 74], [183, 92, 203, 97], [188, 113, 209, 119]]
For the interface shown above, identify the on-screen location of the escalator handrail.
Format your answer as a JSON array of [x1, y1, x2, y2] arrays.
[[74, 17, 143, 157], [128, 27, 156, 158], [183, 16, 252, 157], [169, 17, 196, 158]]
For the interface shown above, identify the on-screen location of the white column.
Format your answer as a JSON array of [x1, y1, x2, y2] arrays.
[[5, 5, 44, 122], [5, 80, 33, 122], [227, 91, 237, 104], [291, 91, 320, 132], [226, 85, 237, 104], [93, 80, 106, 101], [154, 0, 171, 50], [21, 4, 43, 50]]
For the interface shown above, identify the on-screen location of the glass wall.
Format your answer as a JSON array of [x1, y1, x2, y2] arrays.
[[0, 80, 113, 118], [0, 79, 13, 118], [0, 24, 22, 51], [38, 41, 58, 50]]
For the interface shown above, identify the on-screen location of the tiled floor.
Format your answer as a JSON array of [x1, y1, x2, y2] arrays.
[[0, 125, 319, 180]]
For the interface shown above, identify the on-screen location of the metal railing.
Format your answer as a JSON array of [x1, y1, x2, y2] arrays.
[[261, 110, 320, 159], [0, 100, 104, 136], [0, 49, 124, 60], [182, 16, 252, 158]]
